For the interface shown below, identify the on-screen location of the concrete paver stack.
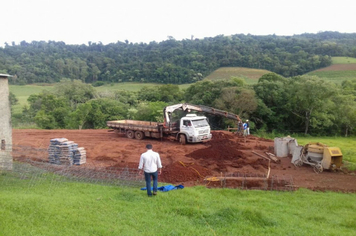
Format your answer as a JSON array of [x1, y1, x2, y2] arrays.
[[48, 138, 86, 165]]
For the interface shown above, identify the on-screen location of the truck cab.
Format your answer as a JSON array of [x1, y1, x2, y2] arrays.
[[179, 114, 212, 143]]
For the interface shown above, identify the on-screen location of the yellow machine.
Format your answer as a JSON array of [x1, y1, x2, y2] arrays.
[[322, 146, 343, 170], [292, 142, 343, 173]]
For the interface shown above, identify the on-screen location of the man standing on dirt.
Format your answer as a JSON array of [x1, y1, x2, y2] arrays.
[[138, 144, 162, 197], [243, 121, 247, 136], [246, 120, 250, 135]]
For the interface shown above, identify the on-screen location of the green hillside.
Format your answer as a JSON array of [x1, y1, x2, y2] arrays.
[[332, 57, 356, 64], [204, 67, 271, 84], [206, 57, 356, 85], [307, 57, 356, 83]]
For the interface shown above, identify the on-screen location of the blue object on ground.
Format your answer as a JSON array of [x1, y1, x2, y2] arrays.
[[141, 184, 184, 192]]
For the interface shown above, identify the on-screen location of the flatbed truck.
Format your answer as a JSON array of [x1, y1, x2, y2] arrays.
[[107, 103, 240, 144]]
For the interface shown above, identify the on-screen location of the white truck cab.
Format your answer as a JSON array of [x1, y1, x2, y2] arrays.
[[179, 114, 212, 143]]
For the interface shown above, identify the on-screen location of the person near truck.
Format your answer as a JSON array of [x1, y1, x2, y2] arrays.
[[246, 120, 250, 135], [138, 144, 162, 197], [243, 122, 247, 136]]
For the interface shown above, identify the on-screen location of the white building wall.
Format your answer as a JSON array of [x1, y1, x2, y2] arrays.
[[0, 76, 13, 170]]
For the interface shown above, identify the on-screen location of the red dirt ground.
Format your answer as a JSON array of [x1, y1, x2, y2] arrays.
[[12, 129, 356, 192]]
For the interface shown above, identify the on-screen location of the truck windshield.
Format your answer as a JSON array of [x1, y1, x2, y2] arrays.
[[192, 119, 209, 128]]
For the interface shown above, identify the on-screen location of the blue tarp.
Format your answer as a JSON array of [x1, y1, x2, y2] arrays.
[[141, 184, 184, 192]]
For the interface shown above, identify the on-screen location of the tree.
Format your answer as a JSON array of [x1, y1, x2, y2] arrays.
[[27, 91, 68, 116], [137, 86, 161, 102], [68, 103, 92, 129], [213, 87, 257, 118], [54, 79, 97, 108], [184, 80, 237, 106], [332, 94, 356, 136], [232, 89, 258, 117], [26, 91, 70, 128], [134, 101, 168, 122], [88, 64, 100, 83], [341, 78, 356, 96], [287, 76, 337, 135], [34, 110, 56, 129], [253, 73, 290, 132], [84, 98, 129, 128], [52, 107, 70, 128], [9, 92, 18, 109], [158, 84, 183, 103]]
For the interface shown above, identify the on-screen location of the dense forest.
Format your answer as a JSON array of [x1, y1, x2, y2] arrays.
[[2, 31, 356, 85]]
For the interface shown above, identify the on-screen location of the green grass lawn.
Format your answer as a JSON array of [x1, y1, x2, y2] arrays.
[[1, 173, 355, 236]]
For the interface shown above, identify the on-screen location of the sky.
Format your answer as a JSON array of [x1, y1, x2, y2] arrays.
[[1, 0, 355, 47]]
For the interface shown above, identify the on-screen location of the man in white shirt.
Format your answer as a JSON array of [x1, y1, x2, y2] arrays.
[[138, 144, 162, 196]]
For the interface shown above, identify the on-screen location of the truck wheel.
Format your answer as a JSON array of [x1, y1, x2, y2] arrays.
[[126, 130, 135, 139], [135, 131, 145, 140], [179, 134, 187, 145]]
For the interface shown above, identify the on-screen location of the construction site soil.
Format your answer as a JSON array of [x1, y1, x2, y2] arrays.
[[12, 129, 356, 192]]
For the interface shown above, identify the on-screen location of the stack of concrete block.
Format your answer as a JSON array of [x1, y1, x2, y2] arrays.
[[73, 147, 87, 165], [48, 138, 86, 165], [48, 138, 68, 164]]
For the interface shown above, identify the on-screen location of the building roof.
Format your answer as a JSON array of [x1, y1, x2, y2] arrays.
[[0, 74, 11, 78]]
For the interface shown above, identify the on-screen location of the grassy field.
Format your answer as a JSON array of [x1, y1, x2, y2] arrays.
[[204, 67, 271, 84], [1, 173, 355, 236], [307, 68, 356, 83], [9, 84, 54, 114], [95, 82, 191, 93], [331, 56, 356, 64], [307, 57, 356, 83]]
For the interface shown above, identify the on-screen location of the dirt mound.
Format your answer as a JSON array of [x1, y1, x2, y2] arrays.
[[12, 129, 356, 192], [187, 138, 244, 160], [211, 131, 237, 140]]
